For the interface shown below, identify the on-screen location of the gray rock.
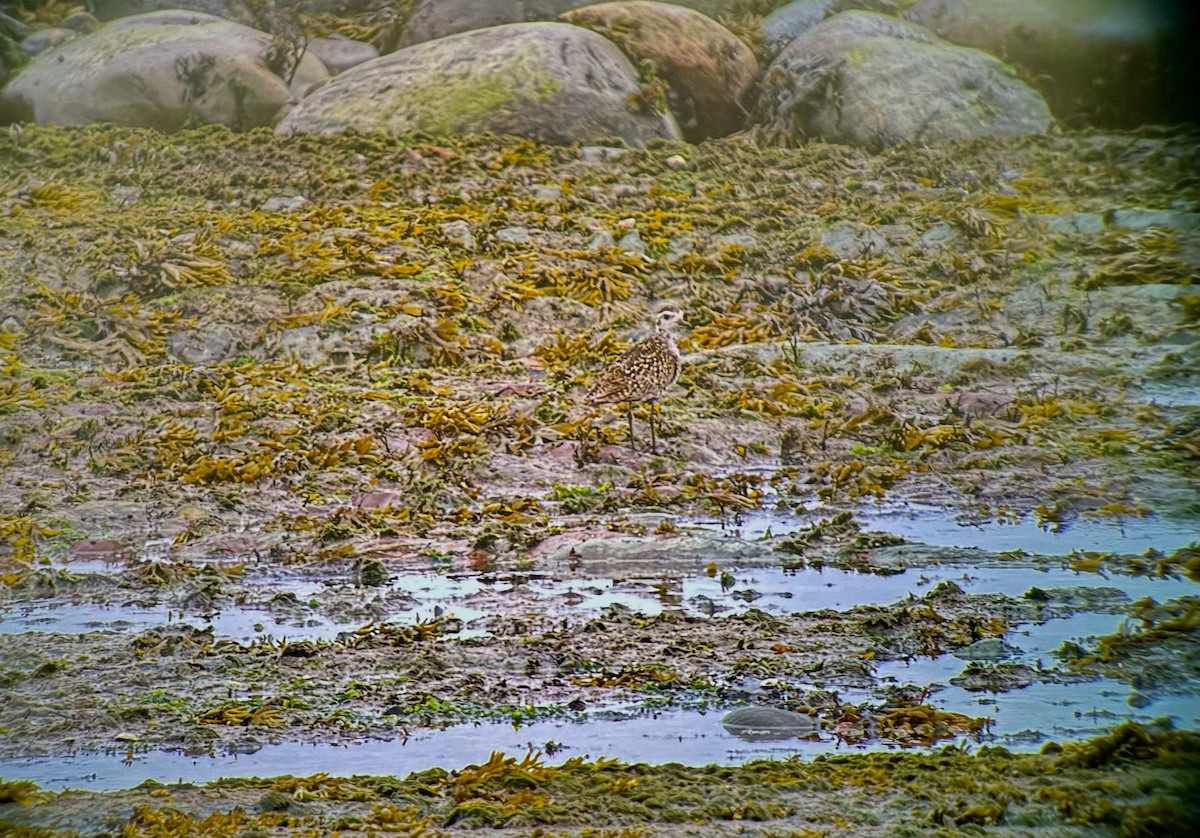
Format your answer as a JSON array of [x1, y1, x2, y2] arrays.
[[762, 0, 832, 56], [168, 324, 237, 365], [580, 146, 626, 163], [1108, 208, 1200, 233], [533, 184, 563, 202], [307, 35, 378, 75], [1, 11, 329, 131], [905, 0, 1197, 128], [277, 325, 328, 367], [278, 22, 679, 146], [261, 194, 310, 212], [20, 28, 76, 56], [534, 532, 769, 574], [760, 11, 1054, 150], [618, 229, 646, 254], [918, 221, 961, 249], [1036, 212, 1106, 236], [494, 226, 532, 244], [441, 220, 477, 250], [820, 223, 891, 259], [950, 662, 1038, 692], [59, 11, 101, 33], [588, 230, 616, 250], [722, 706, 819, 740], [952, 637, 1018, 661]]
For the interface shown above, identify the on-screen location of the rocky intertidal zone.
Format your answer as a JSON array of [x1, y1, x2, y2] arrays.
[[0, 119, 1197, 835], [0, 1, 1199, 836]]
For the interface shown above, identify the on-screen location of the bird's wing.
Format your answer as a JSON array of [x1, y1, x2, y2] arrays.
[[585, 336, 672, 403]]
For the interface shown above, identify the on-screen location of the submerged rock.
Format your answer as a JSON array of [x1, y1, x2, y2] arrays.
[[952, 637, 1019, 661], [760, 11, 1054, 150], [950, 662, 1038, 691], [278, 22, 680, 145], [722, 705, 820, 740]]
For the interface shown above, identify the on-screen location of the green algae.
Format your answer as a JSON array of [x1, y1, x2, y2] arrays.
[[6, 725, 1197, 836]]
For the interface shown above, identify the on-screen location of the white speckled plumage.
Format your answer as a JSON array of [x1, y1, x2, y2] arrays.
[[585, 309, 684, 452]]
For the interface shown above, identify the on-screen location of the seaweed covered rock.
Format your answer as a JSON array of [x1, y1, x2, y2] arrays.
[[277, 21, 680, 145], [905, 0, 1197, 128], [759, 11, 1054, 150], [0, 11, 329, 130], [562, 1, 757, 141]]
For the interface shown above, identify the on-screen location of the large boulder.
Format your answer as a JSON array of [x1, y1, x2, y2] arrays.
[[277, 21, 680, 145], [394, 0, 741, 49], [0, 11, 329, 130], [759, 11, 1053, 151], [562, 1, 757, 141], [761, 0, 832, 57], [905, 0, 1198, 128]]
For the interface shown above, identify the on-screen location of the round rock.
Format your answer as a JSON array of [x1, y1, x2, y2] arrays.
[[760, 11, 1054, 150], [761, 0, 832, 57], [277, 21, 680, 145], [1, 11, 329, 130], [19, 27, 76, 56], [562, 1, 757, 141], [722, 706, 820, 741]]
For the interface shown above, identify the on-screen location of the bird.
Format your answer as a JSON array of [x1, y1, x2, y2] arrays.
[[584, 308, 685, 454]]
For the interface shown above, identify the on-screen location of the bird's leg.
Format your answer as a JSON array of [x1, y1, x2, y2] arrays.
[[649, 401, 658, 454], [626, 403, 636, 452]]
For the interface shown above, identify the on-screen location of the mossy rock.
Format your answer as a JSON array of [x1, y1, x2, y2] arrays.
[[278, 21, 680, 145]]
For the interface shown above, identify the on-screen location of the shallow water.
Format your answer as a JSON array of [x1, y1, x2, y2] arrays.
[[2, 505, 1196, 792], [9, 690, 1190, 794], [0, 600, 363, 641], [722, 501, 1200, 554], [4, 563, 1193, 639], [4, 605, 1195, 793]]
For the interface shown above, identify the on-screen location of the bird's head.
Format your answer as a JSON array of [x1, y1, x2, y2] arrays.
[[654, 308, 686, 333]]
